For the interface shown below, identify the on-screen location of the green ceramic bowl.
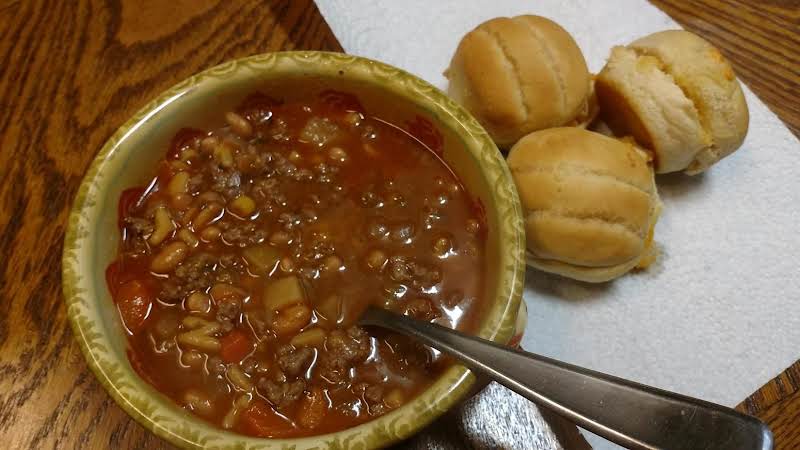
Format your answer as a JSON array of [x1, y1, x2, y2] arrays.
[[62, 51, 525, 449]]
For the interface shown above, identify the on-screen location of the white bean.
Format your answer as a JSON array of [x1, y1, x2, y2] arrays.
[[150, 241, 188, 273]]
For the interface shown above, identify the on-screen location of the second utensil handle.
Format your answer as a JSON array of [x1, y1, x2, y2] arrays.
[[362, 308, 772, 450]]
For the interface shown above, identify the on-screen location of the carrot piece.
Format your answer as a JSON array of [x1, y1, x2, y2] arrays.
[[219, 329, 253, 363], [240, 400, 296, 438], [114, 280, 153, 334], [297, 387, 328, 429]]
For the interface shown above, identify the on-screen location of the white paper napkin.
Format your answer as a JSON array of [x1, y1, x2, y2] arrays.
[[316, 1, 800, 447]]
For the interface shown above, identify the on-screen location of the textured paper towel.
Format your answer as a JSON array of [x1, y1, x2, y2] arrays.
[[316, 0, 800, 447]]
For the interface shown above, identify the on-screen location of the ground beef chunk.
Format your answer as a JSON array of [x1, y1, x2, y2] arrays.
[[403, 297, 441, 322], [277, 345, 314, 377], [209, 165, 243, 199], [220, 222, 267, 247], [388, 256, 441, 288], [188, 173, 205, 192], [206, 356, 226, 376], [216, 298, 241, 333], [125, 217, 154, 237], [158, 282, 184, 305], [317, 326, 370, 383], [175, 253, 217, 289], [258, 377, 306, 410], [351, 382, 386, 414], [385, 335, 432, 369], [160, 253, 218, 303], [234, 144, 271, 175]]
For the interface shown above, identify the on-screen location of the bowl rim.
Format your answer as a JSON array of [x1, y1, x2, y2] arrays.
[[62, 51, 525, 449]]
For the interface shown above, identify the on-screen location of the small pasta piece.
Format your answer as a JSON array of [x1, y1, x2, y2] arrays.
[[148, 207, 175, 246], [171, 193, 193, 210], [226, 364, 254, 392], [179, 206, 199, 226], [150, 241, 189, 273], [384, 388, 404, 409], [178, 329, 220, 350], [181, 349, 205, 368], [177, 332, 221, 352], [214, 143, 235, 168], [225, 111, 253, 138], [200, 136, 219, 154], [183, 389, 215, 417], [210, 283, 246, 302], [269, 230, 291, 246], [229, 194, 256, 217], [167, 171, 190, 196], [271, 303, 312, 337], [177, 228, 199, 247], [178, 317, 221, 351], [222, 394, 253, 429], [192, 202, 223, 231], [290, 328, 326, 348], [198, 191, 225, 204], [182, 316, 214, 329]]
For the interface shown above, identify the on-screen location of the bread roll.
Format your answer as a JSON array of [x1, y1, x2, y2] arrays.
[[596, 30, 748, 174], [446, 15, 592, 148], [507, 128, 661, 283]]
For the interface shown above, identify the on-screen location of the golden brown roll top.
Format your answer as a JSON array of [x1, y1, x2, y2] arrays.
[[446, 15, 592, 148], [507, 128, 661, 282], [596, 30, 748, 174]]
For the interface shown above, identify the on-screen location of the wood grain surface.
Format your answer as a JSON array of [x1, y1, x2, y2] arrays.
[[0, 0, 797, 449]]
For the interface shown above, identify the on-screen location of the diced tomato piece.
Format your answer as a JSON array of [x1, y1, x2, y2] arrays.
[[114, 280, 153, 334], [219, 329, 253, 363], [236, 92, 282, 121], [105, 261, 122, 297], [240, 400, 297, 438], [297, 387, 328, 429], [106, 258, 152, 297], [117, 187, 145, 229], [318, 89, 364, 113]]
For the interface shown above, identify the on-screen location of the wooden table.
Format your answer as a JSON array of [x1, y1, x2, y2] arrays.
[[1, 0, 797, 448]]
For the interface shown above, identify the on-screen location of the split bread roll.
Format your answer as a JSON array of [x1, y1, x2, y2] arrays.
[[507, 128, 661, 283], [596, 30, 749, 174], [446, 15, 594, 148]]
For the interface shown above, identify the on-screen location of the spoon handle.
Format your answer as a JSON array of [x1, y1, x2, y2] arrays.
[[360, 307, 772, 450]]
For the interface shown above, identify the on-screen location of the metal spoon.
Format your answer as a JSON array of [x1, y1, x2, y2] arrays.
[[359, 306, 772, 450]]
